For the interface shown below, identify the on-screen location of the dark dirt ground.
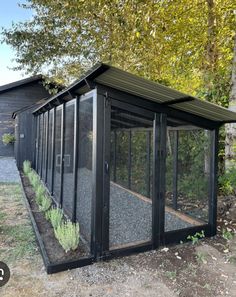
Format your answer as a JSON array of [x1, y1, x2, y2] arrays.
[[0, 182, 236, 297], [21, 174, 89, 262]]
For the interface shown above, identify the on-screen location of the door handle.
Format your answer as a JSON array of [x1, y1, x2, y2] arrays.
[[105, 161, 109, 174]]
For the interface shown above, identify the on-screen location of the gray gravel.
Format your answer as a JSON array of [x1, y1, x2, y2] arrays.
[[0, 157, 20, 182], [71, 168, 192, 248]]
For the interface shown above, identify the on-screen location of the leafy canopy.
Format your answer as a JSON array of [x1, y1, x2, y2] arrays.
[[1, 0, 235, 102]]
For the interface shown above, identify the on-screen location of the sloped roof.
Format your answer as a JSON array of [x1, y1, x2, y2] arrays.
[[0, 75, 43, 94], [12, 98, 47, 119], [33, 63, 236, 124]]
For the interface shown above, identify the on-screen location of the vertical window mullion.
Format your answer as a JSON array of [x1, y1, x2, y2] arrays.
[[59, 103, 65, 207], [72, 98, 79, 222]]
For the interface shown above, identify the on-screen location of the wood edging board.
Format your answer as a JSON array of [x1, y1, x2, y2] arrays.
[[19, 174, 94, 274]]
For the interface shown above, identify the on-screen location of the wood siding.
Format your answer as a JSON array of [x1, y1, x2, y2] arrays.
[[15, 106, 36, 169], [0, 81, 50, 157]]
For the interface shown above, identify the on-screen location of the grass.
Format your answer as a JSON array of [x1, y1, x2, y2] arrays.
[[0, 183, 37, 263], [0, 211, 7, 221], [1, 225, 37, 262], [165, 270, 177, 280]]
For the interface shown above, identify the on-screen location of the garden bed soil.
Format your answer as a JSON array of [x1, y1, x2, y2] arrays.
[[20, 173, 90, 263]]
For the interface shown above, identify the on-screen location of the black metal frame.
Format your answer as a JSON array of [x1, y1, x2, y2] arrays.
[[49, 108, 56, 194], [209, 128, 219, 236], [72, 97, 79, 222], [30, 84, 220, 273], [59, 103, 65, 207], [40, 113, 44, 178], [99, 86, 218, 253], [172, 130, 178, 210], [92, 90, 104, 258], [146, 131, 151, 198], [35, 115, 40, 171], [45, 111, 49, 183]]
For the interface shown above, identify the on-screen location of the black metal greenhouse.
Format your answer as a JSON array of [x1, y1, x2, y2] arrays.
[[31, 63, 236, 270]]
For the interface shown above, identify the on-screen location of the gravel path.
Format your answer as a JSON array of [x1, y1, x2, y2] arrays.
[[72, 168, 192, 248], [0, 157, 20, 182]]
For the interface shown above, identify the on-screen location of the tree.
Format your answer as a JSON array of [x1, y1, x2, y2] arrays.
[[2, 0, 235, 96], [225, 34, 236, 169]]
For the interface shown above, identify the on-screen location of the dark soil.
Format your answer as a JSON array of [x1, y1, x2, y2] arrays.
[[20, 173, 90, 263]]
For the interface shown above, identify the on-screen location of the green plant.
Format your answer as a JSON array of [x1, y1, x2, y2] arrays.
[[218, 167, 236, 195], [35, 185, 45, 206], [196, 251, 207, 264], [46, 207, 63, 229], [2, 133, 16, 145], [31, 174, 41, 189], [27, 170, 34, 184], [222, 228, 234, 241], [27, 170, 41, 189], [27, 170, 36, 184], [23, 160, 31, 175], [187, 230, 205, 245], [39, 195, 52, 212], [54, 220, 80, 252], [165, 270, 177, 280]]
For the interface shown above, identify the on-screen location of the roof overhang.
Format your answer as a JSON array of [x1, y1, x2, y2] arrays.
[[33, 63, 236, 125]]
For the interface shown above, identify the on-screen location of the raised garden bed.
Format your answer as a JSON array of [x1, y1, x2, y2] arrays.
[[20, 173, 94, 274]]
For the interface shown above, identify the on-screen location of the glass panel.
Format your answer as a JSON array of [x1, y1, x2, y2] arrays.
[[47, 109, 54, 192], [38, 114, 43, 175], [53, 106, 62, 203], [62, 101, 75, 219], [42, 112, 48, 182], [109, 106, 153, 249], [35, 116, 40, 172], [131, 130, 153, 197], [165, 118, 210, 232], [76, 96, 93, 249]]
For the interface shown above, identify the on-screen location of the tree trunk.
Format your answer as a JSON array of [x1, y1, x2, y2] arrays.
[[225, 34, 236, 170]]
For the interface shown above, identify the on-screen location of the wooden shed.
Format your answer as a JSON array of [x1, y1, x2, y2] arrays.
[[0, 75, 52, 157]]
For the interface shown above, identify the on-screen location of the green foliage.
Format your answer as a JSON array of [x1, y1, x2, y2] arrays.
[[196, 251, 207, 264], [1, 224, 36, 262], [27, 170, 41, 191], [1, 0, 235, 101], [2, 133, 16, 145], [31, 174, 41, 190], [187, 230, 205, 245], [38, 195, 52, 212], [165, 270, 177, 280], [27, 170, 34, 184], [46, 207, 63, 229], [222, 228, 234, 241], [166, 129, 210, 201], [23, 160, 31, 176], [218, 167, 236, 195], [111, 130, 152, 196], [54, 220, 80, 253], [35, 185, 45, 206]]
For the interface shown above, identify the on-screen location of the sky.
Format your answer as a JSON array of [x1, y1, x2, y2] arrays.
[[0, 0, 33, 86]]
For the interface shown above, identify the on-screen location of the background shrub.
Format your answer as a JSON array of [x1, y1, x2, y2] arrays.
[[2, 133, 15, 145], [218, 167, 236, 195]]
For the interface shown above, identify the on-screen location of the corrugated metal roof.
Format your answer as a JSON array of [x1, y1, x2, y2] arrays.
[[34, 63, 236, 123], [94, 65, 236, 123]]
